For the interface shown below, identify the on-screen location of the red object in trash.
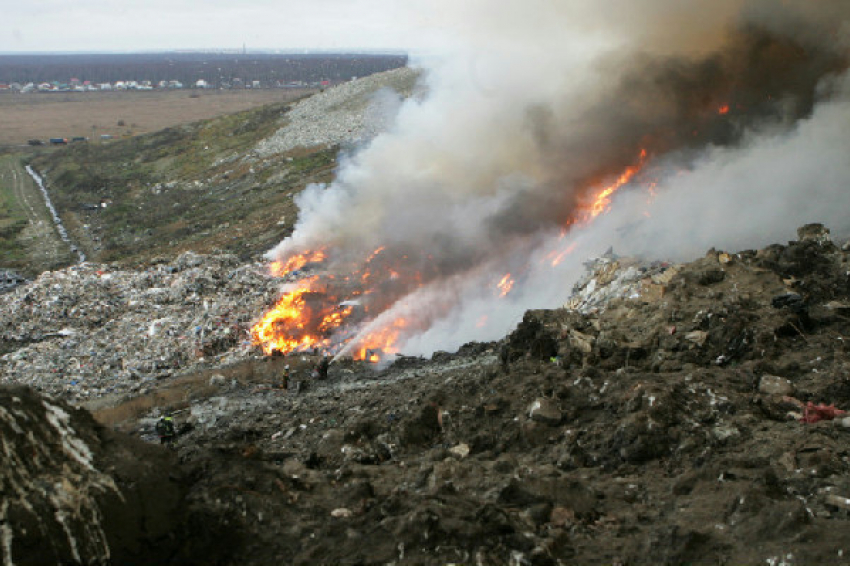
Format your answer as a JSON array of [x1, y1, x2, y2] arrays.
[[800, 402, 846, 423]]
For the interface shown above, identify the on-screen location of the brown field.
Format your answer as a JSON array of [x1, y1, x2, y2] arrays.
[[0, 88, 315, 147]]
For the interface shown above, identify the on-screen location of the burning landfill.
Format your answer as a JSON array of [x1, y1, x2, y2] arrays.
[[251, 0, 850, 366], [5, 1, 850, 565]]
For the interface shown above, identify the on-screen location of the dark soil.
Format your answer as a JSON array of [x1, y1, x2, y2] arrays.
[[5, 224, 850, 565]]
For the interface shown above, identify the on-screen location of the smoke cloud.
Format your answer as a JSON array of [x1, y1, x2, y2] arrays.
[[265, 0, 850, 358]]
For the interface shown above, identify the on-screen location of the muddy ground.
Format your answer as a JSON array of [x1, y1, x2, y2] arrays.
[[5, 224, 850, 565]]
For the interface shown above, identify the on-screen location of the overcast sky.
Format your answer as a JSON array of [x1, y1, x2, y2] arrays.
[[1, 0, 456, 53]]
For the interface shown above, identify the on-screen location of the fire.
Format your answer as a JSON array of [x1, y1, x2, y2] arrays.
[[270, 248, 327, 276], [548, 242, 578, 267], [252, 277, 328, 355], [251, 150, 655, 363], [718, 105, 730, 115], [496, 273, 515, 297], [581, 149, 647, 221], [356, 317, 409, 362]]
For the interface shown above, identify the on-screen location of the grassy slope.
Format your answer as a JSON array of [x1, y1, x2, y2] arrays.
[[27, 97, 337, 267], [0, 156, 28, 264], [0, 154, 75, 275]]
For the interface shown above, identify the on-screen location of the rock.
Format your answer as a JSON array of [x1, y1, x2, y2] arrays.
[[797, 223, 831, 245], [331, 508, 353, 518], [448, 443, 470, 459], [758, 375, 795, 396], [528, 397, 562, 425], [209, 373, 226, 386], [549, 506, 575, 527], [684, 330, 708, 347], [824, 494, 850, 511]]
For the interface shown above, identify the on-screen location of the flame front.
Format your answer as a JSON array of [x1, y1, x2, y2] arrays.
[[581, 149, 647, 221], [252, 149, 653, 362]]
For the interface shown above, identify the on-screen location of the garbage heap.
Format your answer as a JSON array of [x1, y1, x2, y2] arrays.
[[0, 252, 279, 402]]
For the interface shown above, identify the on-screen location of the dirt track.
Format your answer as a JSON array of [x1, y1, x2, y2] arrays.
[[0, 155, 72, 272]]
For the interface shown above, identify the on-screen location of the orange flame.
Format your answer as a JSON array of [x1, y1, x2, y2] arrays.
[[496, 273, 515, 297], [252, 277, 325, 354], [253, 149, 655, 361], [270, 248, 327, 276], [356, 317, 409, 362], [548, 242, 578, 266], [718, 105, 730, 115], [582, 149, 647, 221]]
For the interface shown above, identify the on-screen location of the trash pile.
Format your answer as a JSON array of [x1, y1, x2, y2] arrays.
[[563, 248, 680, 314], [5, 224, 850, 565], [254, 66, 423, 156], [0, 269, 26, 294], [0, 252, 280, 401], [128, 223, 850, 565]]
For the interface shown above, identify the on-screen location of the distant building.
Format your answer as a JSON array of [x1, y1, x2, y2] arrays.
[[195, 79, 209, 88]]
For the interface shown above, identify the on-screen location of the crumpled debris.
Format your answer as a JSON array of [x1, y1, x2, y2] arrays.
[[800, 402, 846, 424], [0, 252, 281, 401], [1, 269, 28, 294], [783, 396, 847, 423], [255, 67, 424, 156], [563, 250, 679, 314]]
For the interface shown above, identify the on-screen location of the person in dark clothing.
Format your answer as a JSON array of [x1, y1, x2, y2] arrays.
[[317, 355, 330, 380], [155, 415, 177, 445]]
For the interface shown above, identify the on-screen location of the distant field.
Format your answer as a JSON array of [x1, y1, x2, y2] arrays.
[[0, 89, 315, 147]]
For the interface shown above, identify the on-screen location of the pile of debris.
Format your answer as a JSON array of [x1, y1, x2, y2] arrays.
[[0, 252, 278, 401], [5, 224, 850, 565], [254, 66, 423, 155], [564, 249, 680, 314], [0, 269, 26, 294]]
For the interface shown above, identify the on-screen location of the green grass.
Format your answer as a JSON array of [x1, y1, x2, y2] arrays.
[[26, 96, 338, 267], [0, 156, 32, 266]]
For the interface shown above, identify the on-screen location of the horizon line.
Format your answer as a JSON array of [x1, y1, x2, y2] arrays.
[[0, 48, 410, 56]]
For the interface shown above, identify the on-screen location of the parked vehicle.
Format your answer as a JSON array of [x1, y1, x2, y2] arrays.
[[27, 139, 43, 146], [49, 138, 68, 145]]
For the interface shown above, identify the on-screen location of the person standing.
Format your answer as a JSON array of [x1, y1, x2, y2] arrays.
[[156, 415, 177, 445]]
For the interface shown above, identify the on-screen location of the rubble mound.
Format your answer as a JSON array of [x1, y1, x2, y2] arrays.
[[114, 224, 850, 564], [0, 252, 277, 401], [255, 66, 423, 155], [0, 385, 235, 566], [5, 223, 850, 565]]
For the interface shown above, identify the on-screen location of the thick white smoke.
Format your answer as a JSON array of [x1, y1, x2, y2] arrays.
[[268, 0, 850, 358]]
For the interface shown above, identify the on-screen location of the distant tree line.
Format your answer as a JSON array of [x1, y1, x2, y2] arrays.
[[0, 52, 408, 87]]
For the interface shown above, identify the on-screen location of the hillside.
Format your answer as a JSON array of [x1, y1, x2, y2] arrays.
[[16, 66, 421, 268]]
